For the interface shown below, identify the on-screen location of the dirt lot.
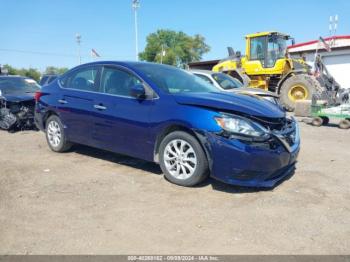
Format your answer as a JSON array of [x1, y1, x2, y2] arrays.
[[0, 120, 349, 255]]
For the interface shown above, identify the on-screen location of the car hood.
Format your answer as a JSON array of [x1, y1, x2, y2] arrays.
[[1, 93, 35, 103], [172, 92, 285, 118], [228, 88, 279, 98]]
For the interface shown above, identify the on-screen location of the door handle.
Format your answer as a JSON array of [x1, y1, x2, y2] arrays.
[[58, 99, 68, 104], [94, 104, 107, 110]]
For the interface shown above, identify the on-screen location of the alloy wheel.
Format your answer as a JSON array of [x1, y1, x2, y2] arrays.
[[163, 139, 198, 180], [47, 120, 62, 147]]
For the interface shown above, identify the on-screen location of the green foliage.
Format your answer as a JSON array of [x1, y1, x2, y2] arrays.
[[44, 66, 69, 75], [139, 29, 210, 67], [2, 65, 69, 82], [2, 64, 17, 75], [2, 64, 41, 82]]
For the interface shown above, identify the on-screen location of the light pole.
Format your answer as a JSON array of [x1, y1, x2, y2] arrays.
[[329, 15, 338, 36], [76, 33, 82, 65], [132, 0, 140, 61], [160, 44, 166, 64]]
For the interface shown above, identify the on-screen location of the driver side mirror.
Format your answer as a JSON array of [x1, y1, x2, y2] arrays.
[[130, 84, 146, 99]]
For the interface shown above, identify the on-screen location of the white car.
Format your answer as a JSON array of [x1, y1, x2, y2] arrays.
[[190, 69, 280, 106]]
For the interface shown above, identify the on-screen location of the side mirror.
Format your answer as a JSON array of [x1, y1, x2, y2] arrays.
[[130, 84, 146, 99]]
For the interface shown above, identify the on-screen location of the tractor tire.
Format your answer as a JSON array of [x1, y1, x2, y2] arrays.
[[279, 74, 323, 112]]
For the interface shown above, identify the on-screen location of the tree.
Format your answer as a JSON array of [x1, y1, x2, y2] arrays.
[[2, 64, 17, 75], [2, 65, 68, 82], [2, 64, 41, 81], [44, 66, 69, 75], [139, 29, 210, 67]]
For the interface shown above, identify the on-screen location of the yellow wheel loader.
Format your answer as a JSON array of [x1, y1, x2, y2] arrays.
[[212, 32, 323, 111]]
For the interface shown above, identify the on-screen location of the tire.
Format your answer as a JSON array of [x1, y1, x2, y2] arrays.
[[321, 117, 329, 126], [45, 115, 72, 152], [279, 74, 323, 112], [159, 131, 209, 187], [339, 119, 350, 129], [311, 117, 323, 127]]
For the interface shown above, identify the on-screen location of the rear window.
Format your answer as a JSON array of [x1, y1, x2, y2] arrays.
[[0, 77, 40, 95], [212, 73, 242, 90]]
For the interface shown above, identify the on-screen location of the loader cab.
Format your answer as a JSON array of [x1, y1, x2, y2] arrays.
[[245, 32, 291, 70]]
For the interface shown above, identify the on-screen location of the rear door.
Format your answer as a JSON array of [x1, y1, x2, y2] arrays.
[[90, 65, 155, 160], [57, 65, 101, 146]]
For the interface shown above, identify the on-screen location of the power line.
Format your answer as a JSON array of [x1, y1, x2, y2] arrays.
[[0, 48, 135, 60], [0, 48, 77, 58]]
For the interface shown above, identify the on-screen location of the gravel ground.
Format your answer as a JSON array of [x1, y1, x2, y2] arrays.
[[0, 120, 349, 254]]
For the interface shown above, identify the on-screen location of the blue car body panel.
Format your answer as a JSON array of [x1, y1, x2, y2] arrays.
[[172, 92, 285, 118], [35, 61, 300, 188]]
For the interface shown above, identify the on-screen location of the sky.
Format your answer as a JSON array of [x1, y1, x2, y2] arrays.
[[1, 0, 349, 72]]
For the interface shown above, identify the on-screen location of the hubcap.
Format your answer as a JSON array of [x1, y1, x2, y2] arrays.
[[163, 139, 197, 180], [47, 120, 62, 147], [288, 85, 308, 102]]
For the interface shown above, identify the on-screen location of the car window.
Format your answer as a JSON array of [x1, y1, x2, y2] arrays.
[[101, 67, 142, 97], [212, 73, 243, 90], [61, 66, 98, 92], [0, 77, 40, 95], [133, 63, 219, 94], [47, 76, 57, 84], [39, 76, 49, 86], [194, 74, 214, 85]]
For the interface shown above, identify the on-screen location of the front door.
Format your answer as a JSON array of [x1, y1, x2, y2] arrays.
[[91, 65, 155, 161]]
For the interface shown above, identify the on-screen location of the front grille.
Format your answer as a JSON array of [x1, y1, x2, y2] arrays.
[[249, 115, 297, 149], [249, 115, 287, 132]]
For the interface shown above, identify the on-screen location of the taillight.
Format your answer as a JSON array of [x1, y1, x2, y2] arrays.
[[34, 91, 43, 102]]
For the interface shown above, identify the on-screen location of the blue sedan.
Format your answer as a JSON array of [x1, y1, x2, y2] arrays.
[[34, 61, 300, 187]]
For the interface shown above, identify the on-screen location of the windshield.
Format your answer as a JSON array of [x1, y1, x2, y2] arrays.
[[212, 73, 243, 90], [267, 36, 287, 67], [0, 77, 40, 95], [133, 63, 219, 94]]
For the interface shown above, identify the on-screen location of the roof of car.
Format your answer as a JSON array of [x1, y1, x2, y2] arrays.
[[189, 69, 214, 75]]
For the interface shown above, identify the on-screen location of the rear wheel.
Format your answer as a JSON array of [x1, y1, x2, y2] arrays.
[[339, 119, 350, 129], [279, 74, 322, 112], [159, 131, 209, 187], [46, 115, 72, 152], [311, 117, 323, 127]]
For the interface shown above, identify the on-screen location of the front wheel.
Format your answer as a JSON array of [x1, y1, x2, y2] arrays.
[[159, 131, 209, 187], [279, 74, 322, 112], [46, 115, 72, 152]]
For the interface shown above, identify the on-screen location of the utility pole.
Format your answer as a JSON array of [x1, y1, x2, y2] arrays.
[[160, 44, 166, 64], [132, 0, 140, 61], [160, 44, 164, 64], [329, 15, 338, 36], [76, 33, 82, 65]]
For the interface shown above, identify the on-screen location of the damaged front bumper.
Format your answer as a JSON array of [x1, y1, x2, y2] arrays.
[[197, 120, 300, 188], [0, 98, 36, 131]]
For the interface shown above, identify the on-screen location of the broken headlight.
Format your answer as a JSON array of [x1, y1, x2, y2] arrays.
[[214, 114, 270, 140]]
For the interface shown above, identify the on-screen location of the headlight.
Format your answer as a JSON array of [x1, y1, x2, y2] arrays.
[[214, 114, 268, 138], [263, 96, 277, 104]]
